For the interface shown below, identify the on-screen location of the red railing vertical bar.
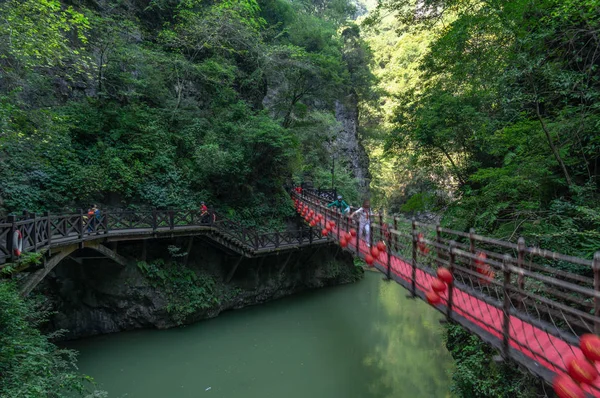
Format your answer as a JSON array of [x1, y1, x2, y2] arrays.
[[410, 218, 417, 297], [446, 241, 456, 321], [501, 255, 513, 358], [594, 251, 600, 334]]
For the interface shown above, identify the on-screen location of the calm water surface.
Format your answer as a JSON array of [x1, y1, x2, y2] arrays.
[[68, 271, 455, 397]]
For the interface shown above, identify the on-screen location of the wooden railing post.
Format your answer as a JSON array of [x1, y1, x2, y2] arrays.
[[469, 228, 476, 269], [385, 224, 392, 281], [104, 210, 110, 235], [410, 218, 417, 297], [593, 251, 600, 335], [152, 209, 157, 232], [501, 255, 513, 359], [169, 210, 174, 231], [78, 209, 84, 240], [44, 211, 51, 248], [8, 215, 16, 262], [32, 213, 38, 251], [379, 212, 383, 243], [446, 241, 456, 321], [517, 237, 526, 311], [393, 216, 398, 251], [436, 225, 442, 269]]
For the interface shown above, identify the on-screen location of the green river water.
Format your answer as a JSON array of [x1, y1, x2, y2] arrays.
[[68, 271, 455, 398]]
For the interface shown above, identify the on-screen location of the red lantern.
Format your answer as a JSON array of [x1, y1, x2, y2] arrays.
[[326, 225, 332, 232], [437, 268, 453, 284], [329, 222, 336, 229], [580, 334, 600, 362], [567, 357, 598, 385], [417, 233, 429, 254], [322, 228, 329, 236], [431, 278, 447, 293], [350, 229, 357, 237], [310, 221, 316, 227], [345, 232, 353, 241], [426, 289, 442, 305], [377, 241, 386, 251], [370, 247, 380, 259], [340, 238, 348, 248], [365, 254, 374, 266], [477, 264, 495, 285], [553, 373, 585, 398], [475, 251, 487, 266]]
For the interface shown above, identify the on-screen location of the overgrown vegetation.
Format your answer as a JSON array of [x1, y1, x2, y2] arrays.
[[0, 280, 97, 397], [444, 324, 545, 397], [137, 258, 222, 325]]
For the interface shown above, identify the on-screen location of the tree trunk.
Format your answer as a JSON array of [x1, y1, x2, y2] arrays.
[[535, 101, 572, 186]]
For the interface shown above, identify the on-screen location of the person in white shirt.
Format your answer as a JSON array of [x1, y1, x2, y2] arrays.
[[351, 199, 372, 247]]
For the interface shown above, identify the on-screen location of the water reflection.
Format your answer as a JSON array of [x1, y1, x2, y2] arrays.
[[68, 272, 454, 397]]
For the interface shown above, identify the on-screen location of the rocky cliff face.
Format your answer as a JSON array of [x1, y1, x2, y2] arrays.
[[38, 239, 361, 340], [335, 93, 371, 198]]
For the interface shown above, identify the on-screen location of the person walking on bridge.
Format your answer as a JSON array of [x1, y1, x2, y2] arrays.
[[351, 199, 372, 247], [327, 195, 350, 215]]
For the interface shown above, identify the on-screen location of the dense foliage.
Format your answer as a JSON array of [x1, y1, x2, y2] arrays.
[[0, 280, 96, 397], [0, 0, 372, 223], [363, 0, 600, 259]]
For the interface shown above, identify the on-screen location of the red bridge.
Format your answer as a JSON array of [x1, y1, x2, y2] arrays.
[[297, 189, 600, 397]]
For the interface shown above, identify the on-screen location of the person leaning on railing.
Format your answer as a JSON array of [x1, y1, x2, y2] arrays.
[[327, 195, 350, 215], [350, 199, 372, 247]]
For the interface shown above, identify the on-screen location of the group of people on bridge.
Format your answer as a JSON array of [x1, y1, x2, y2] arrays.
[[326, 195, 374, 247]]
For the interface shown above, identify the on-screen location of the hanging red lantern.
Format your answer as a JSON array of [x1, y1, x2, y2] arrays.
[[553, 373, 585, 398], [477, 264, 494, 285], [580, 334, 600, 362], [475, 251, 487, 266], [365, 254, 374, 266], [350, 229, 357, 237], [321, 228, 329, 236], [325, 225, 332, 232], [431, 278, 447, 293], [417, 233, 429, 254], [310, 221, 316, 227], [340, 238, 348, 248], [567, 357, 598, 385], [426, 289, 442, 305], [437, 267, 453, 284], [370, 247, 380, 259], [377, 241, 386, 251], [345, 232, 353, 241], [329, 222, 336, 229]]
